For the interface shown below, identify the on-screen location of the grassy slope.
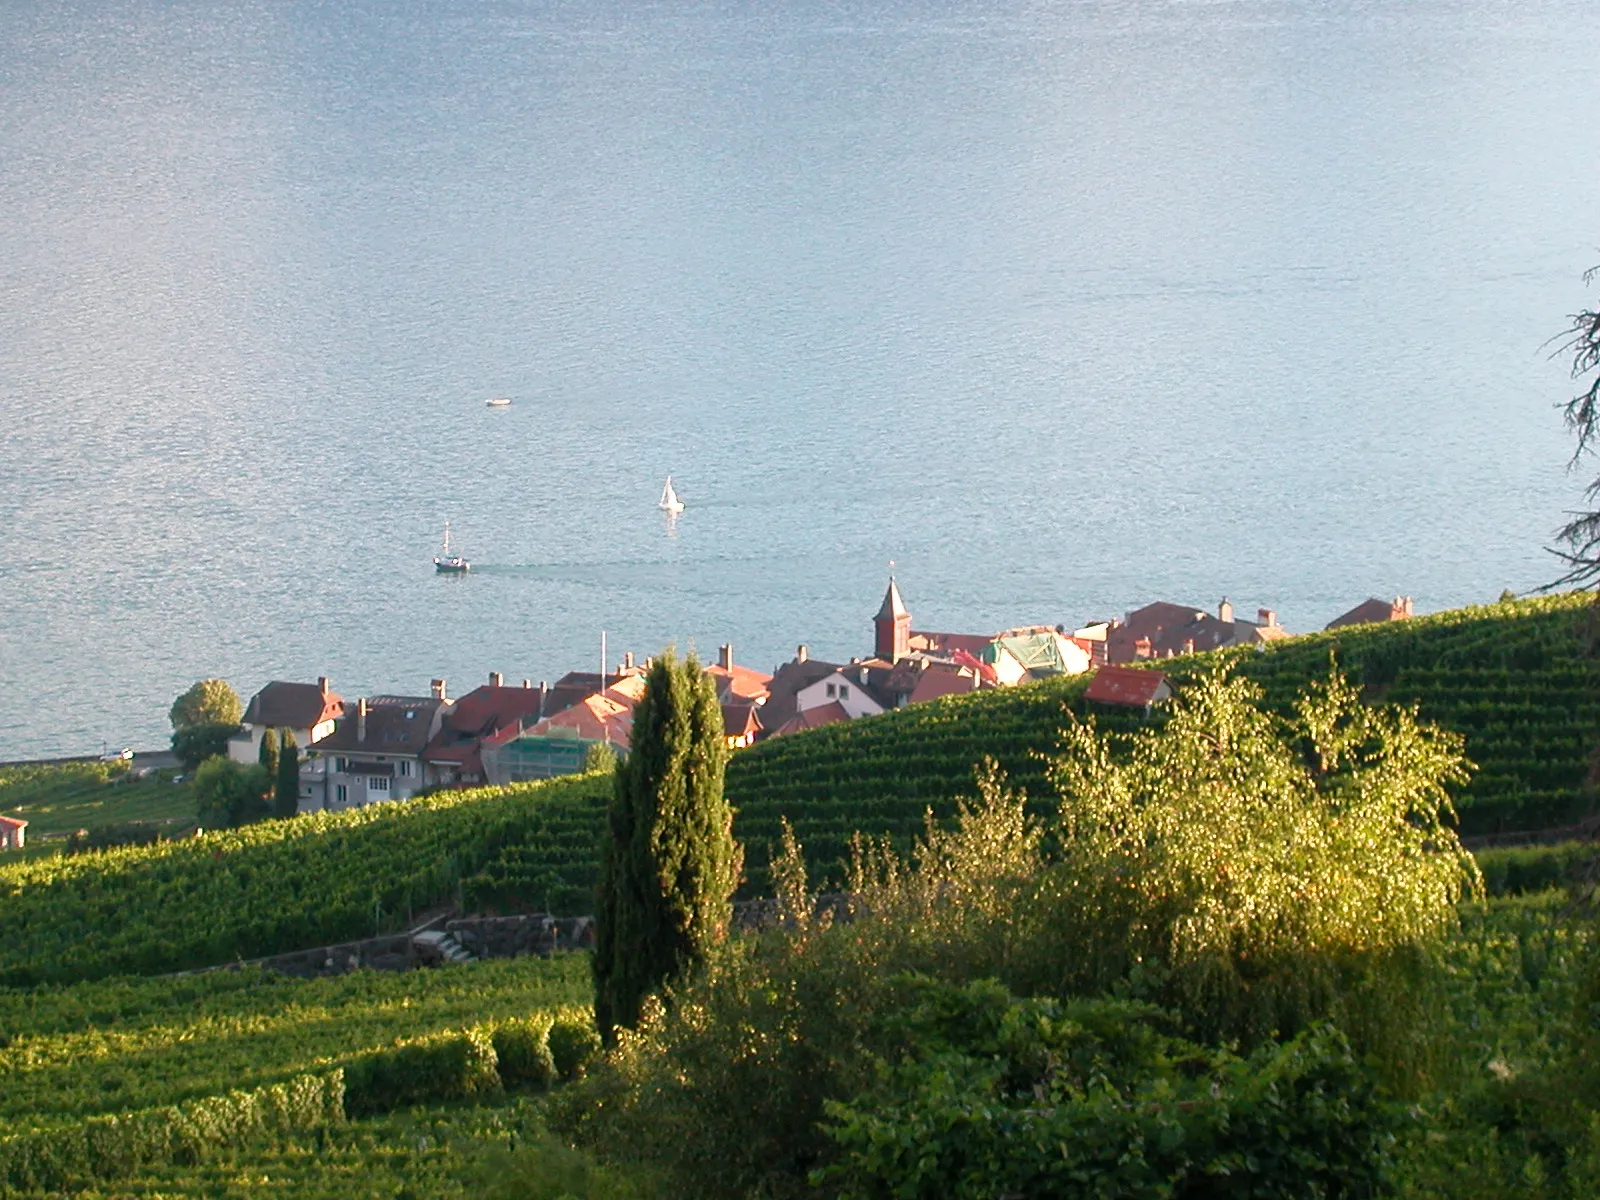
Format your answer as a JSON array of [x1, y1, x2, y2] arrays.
[[0, 955, 589, 1137], [0, 761, 195, 841]]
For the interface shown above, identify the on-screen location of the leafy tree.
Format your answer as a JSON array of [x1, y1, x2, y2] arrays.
[[171, 722, 242, 771], [193, 757, 270, 829], [258, 727, 279, 779], [1552, 265, 1600, 584], [593, 650, 741, 1043], [169, 679, 242, 731], [275, 731, 300, 820], [1024, 664, 1479, 1045]]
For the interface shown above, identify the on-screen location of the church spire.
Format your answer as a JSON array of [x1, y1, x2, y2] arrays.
[[874, 570, 911, 662]]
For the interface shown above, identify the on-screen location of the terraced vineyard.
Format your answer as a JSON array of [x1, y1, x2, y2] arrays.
[[0, 774, 607, 986], [0, 955, 589, 1137]]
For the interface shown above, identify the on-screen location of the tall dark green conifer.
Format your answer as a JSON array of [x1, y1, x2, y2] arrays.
[[275, 731, 300, 820], [594, 650, 741, 1042], [258, 727, 279, 779]]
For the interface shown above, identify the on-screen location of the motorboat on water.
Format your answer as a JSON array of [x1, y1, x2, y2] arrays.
[[485, 396, 512, 408], [434, 522, 470, 573], [658, 476, 685, 514]]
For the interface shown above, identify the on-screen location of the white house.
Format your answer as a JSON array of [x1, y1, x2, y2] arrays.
[[229, 678, 345, 765], [794, 666, 887, 721], [303, 694, 450, 812]]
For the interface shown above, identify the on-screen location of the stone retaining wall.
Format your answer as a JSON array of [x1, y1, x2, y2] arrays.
[[444, 913, 595, 957]]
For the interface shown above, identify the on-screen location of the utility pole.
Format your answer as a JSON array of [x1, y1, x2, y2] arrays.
[[601, 630, 607, 693]]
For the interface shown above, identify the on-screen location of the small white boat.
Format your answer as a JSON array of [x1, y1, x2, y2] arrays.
[[434, 522, 470, 573], [485, 396, 512, 408], [658, 476, 685, 514]]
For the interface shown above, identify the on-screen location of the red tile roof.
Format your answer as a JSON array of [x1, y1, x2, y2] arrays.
[[242, 681, 345, 731], [909, 664, 980, 705], [0, 815, 26, 829], [1083, 666, 1172, 708], [909, 630, 995, 657], [707, 662, 773, 702], [1325, 597, 1412, 630], [721, 701, 763, 739], [772, 700, 850, 736], [524, 687, 637, 750], [445, 685, 545, 736]]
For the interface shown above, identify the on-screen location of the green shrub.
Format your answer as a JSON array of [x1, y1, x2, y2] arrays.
[[548, 1018, 602, 1082], [1019, 666, 1480, 1045], [344, 1029, 501, 1116], [820, 988, 1400, 1200], [493, 1016, 557, 1091]]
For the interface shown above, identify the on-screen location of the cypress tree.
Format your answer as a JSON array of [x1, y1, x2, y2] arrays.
[[275, 730, 300, 820], [594, 650, 741, 1043], [258, 727, 279, 779]]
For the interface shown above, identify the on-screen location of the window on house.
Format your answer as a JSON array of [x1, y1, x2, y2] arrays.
[[336, 784, 348, 804], [825, 683, 836, 698], [370, 777, 390, 792], [399, 760, 412, 777], [335, 758, 346, 773]]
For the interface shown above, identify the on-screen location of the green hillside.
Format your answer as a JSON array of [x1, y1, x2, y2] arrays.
[[723, 592, 1600, 888], [2, 594, 1593, 987], [0, 774, 606, 987]]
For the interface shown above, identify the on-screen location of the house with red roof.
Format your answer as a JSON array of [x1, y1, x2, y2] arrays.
[[722, 701, 764, 749], [1105, 599, 1288, 664], [1084, 665, 1173, 710], [422, 673, 547, 787], [1325, 596, 1414, 630], [228, 677, 345, 765], [706, 643, 773, 705], [482, 681, 642, 785], [0, 815, 25, 851]]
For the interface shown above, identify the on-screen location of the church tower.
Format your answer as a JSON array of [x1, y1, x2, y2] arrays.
[[874, 575, 911, 663]]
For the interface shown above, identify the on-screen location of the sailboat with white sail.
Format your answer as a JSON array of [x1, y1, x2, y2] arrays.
[[658, 476, 685, 514], [433, 522, 470, 573]]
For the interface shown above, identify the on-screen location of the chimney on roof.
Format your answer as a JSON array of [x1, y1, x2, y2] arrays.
[[1183, 639, 1195, 655], [1135, 636, 1152, 660], [538, 681, 549, 716], [1219, 598, 1233, 624], [623, 651, 635, 671], [1258, 608, 1277, 628], [357, 698, 368, 743], [796, 644, 809, 663], [490, 671, 503, 688], [319, 676, 330, 697], [430, 679, 446, 700], [522, 679, 531, 689], [720, 643, 733, 671], [1397, 595, 1414, 618]]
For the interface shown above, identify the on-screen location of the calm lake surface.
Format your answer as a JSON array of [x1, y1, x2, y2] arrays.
[[2, 0, 1599, 757]]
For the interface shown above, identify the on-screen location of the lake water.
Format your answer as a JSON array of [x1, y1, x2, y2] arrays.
[[2, 0, 1598, 758]]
